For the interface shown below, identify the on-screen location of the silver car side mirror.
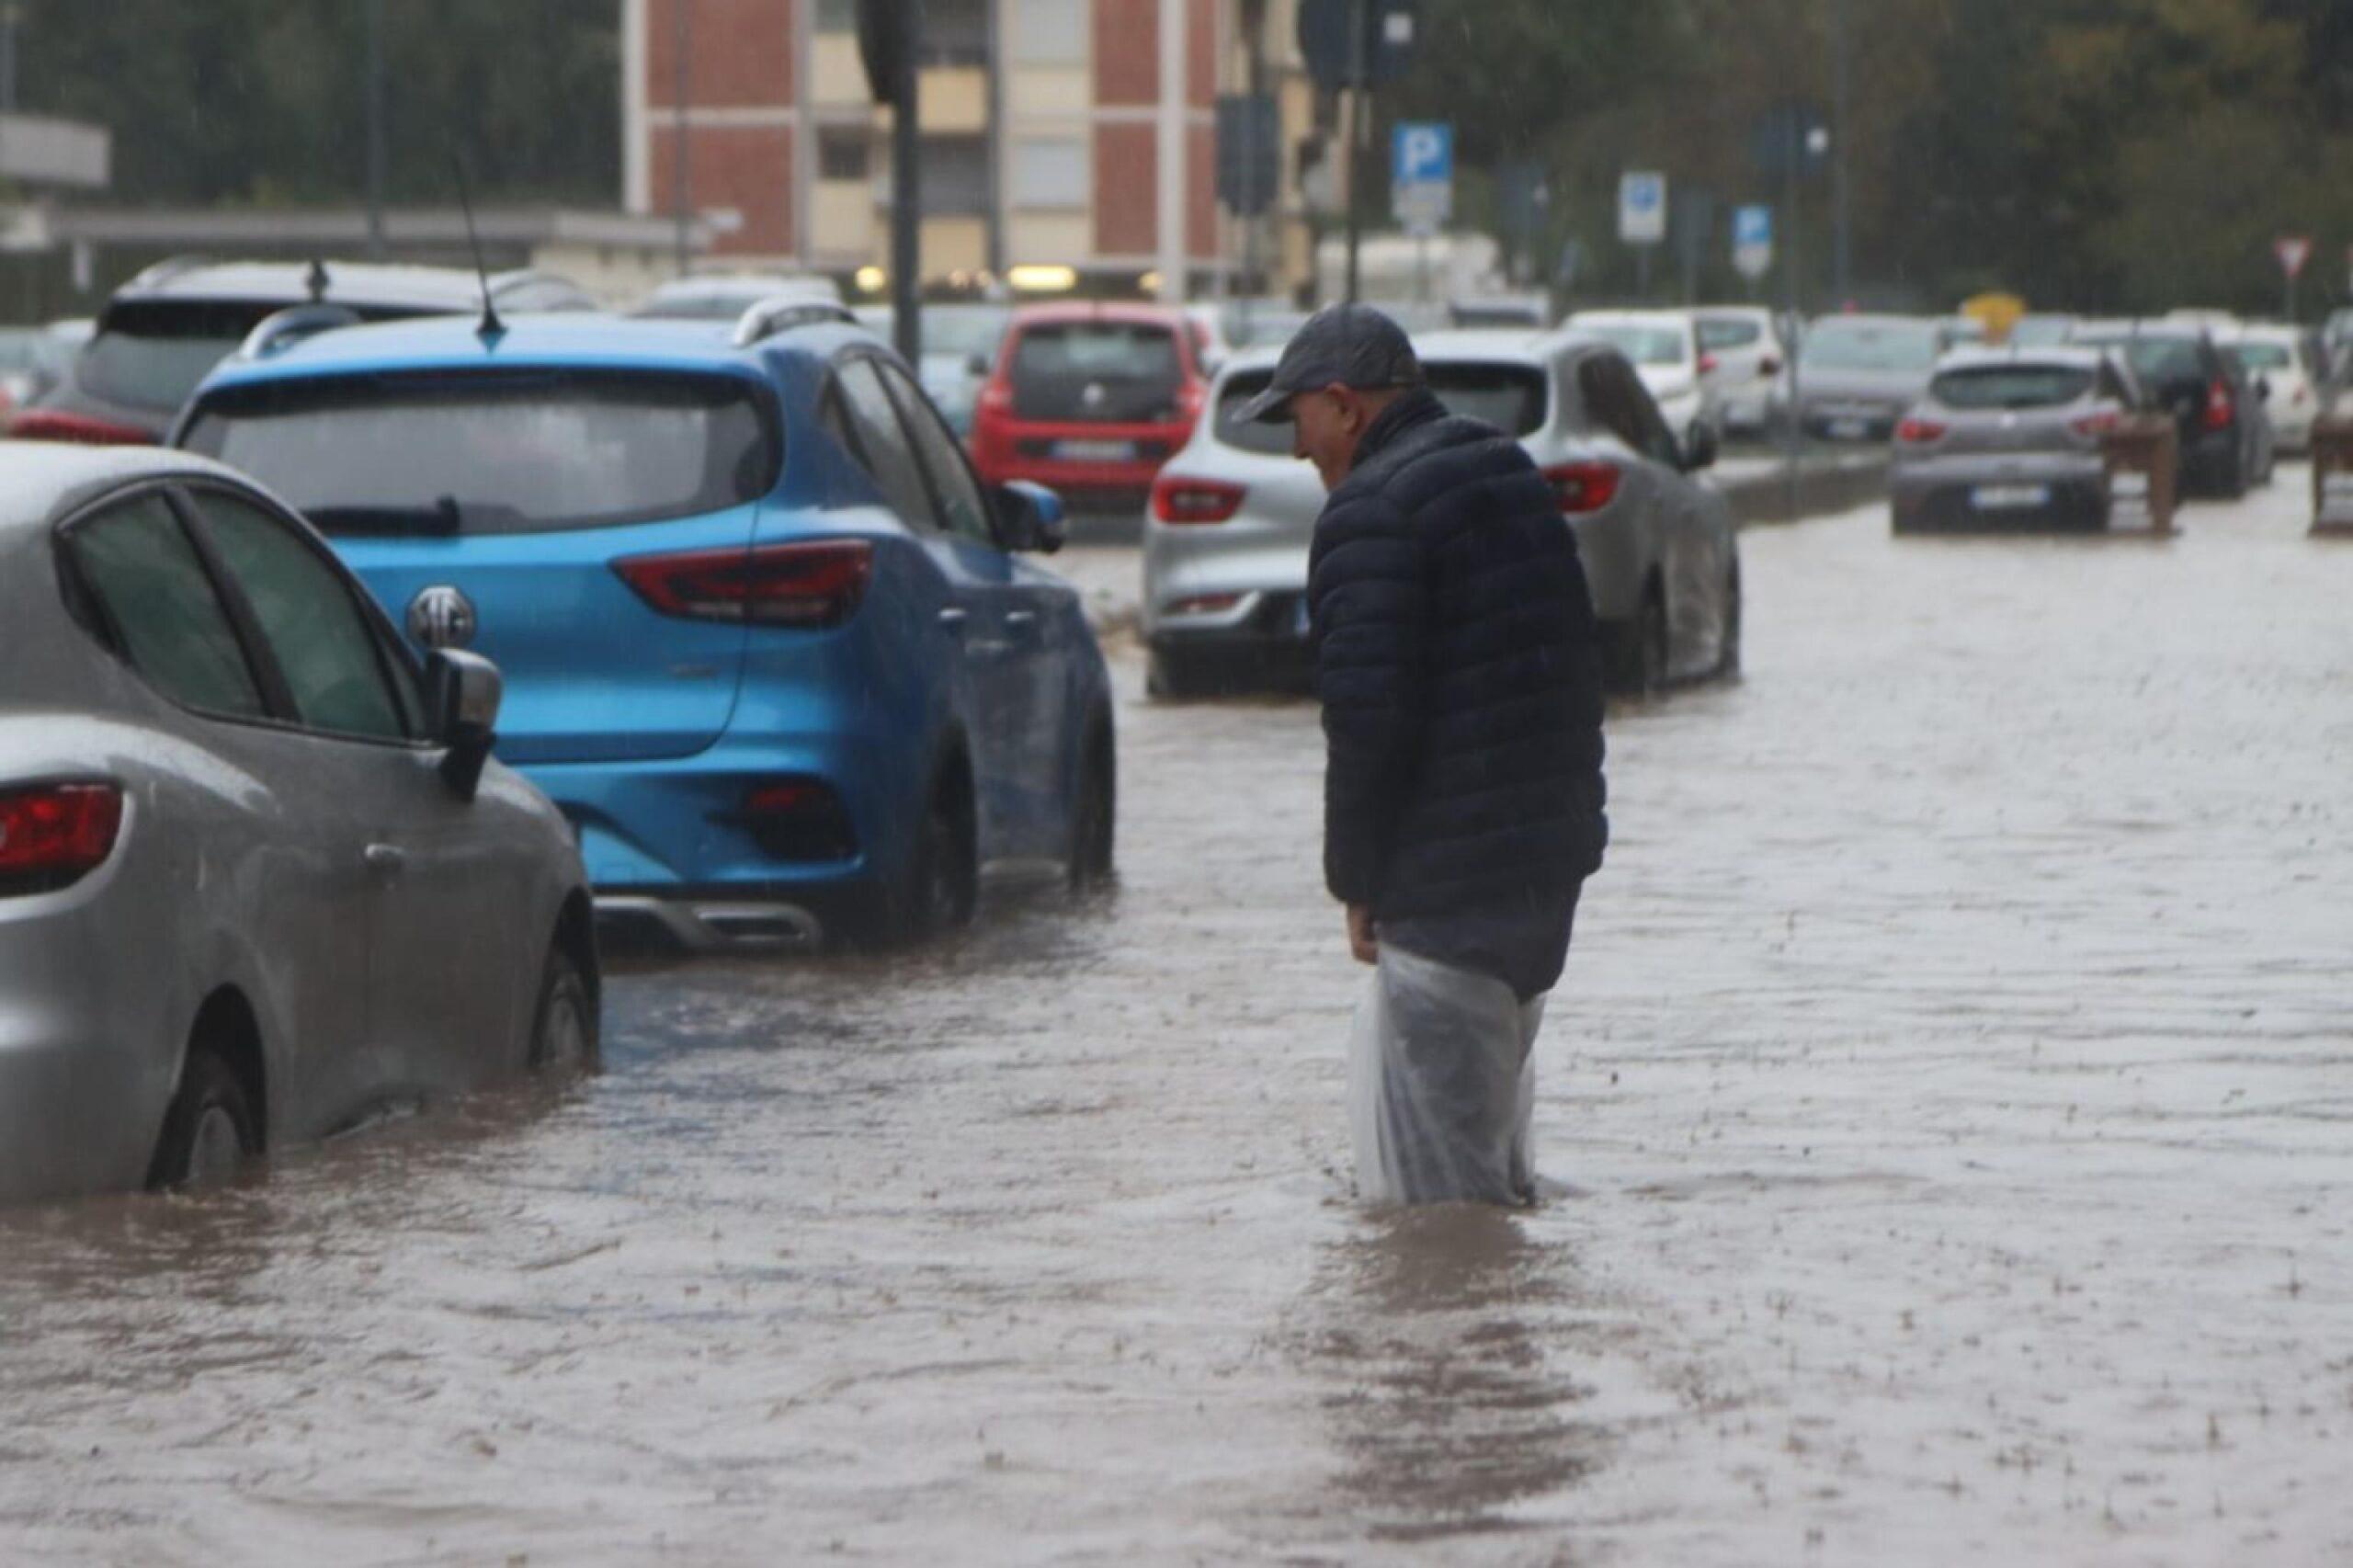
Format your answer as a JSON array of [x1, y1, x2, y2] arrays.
[[428, 648, 503, 801]]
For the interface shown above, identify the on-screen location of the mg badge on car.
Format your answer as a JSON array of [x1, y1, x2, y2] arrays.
[[407, 584, 478, 649]]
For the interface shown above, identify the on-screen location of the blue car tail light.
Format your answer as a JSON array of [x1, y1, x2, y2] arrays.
[[613, 539, 874, 629]]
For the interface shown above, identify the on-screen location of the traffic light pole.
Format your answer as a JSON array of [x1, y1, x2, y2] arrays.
[[891, 7, 920, 363], [1344, 0, 1368, 304]]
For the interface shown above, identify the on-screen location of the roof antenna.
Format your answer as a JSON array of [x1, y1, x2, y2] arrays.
[[449, 153, 504, 341]]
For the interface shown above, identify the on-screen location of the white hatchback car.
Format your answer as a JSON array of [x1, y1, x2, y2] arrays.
[[1142, 330, 1741, 696], [1566, 310, 1718, 454], [2219, 323, 2323, 453], [1691, 306, 1788, 435]]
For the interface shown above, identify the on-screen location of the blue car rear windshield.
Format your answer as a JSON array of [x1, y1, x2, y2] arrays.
[[181, 370, 778, 537]]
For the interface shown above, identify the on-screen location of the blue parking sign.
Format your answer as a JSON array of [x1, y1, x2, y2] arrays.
[[1392, 122, 1451, 187]]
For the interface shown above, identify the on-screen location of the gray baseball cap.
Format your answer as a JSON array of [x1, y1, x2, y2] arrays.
[[1233, 302, 1425, 424]]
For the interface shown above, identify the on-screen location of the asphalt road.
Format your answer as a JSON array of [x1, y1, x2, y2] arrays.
[[2, 472, 2348, 1564]]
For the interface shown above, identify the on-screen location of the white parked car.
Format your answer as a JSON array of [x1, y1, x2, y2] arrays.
[[1142, 330, 1740, 697], [1690, 305, 1788, 435], [1567, 309, 1717, 453], [2218, 323, 2323, 454]]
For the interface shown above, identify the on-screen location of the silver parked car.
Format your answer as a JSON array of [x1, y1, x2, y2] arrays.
[[1142, 330, 1740, 695], [1791, 313, 1943, 440], [1889, 347, 2143, 533], [0, 445, 598, 1204]]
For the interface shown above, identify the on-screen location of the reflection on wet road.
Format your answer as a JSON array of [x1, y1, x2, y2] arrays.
[[4, 475, 2349, 1562]]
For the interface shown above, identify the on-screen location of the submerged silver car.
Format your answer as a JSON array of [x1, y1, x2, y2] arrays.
[[1, 446, 598, 1204], [1142, 331, 1740, 695], [1888, 347, 2142, 533]]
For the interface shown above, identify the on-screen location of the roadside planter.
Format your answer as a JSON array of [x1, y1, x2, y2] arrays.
[[2309, 413, 2353, 537], [2100, 415, 2177, 535]]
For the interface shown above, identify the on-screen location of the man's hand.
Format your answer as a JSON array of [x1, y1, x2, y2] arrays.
[[1346, 904, 1378, 966]]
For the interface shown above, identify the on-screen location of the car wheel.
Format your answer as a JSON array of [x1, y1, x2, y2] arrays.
[[1146, 646, 1201, 700], [1067, 715, 1117, 888], [528, 945, 599, 1074], [1717, 566, 1743, 676], [2220, 450, 2247, 501], [1601, 591, 1671, 696], [146, 1047, 257, 1193], [876, 769, 976, 946]]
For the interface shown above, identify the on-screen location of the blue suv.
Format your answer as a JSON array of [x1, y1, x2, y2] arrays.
[[173, 303, 1114, 951]]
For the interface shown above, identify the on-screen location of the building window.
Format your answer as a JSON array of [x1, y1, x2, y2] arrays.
[[1010, 136, 1088, 210], [819, 127, 870, 182], [816, 0, 858, 32], [920, 0, 990, 65], [1008, 0, 1086, 65]]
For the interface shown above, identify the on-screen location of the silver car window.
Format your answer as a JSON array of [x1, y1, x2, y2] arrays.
[[189, 490, 412, 743], [65, 492, 267, 720]]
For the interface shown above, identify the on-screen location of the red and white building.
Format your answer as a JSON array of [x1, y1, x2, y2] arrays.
[[620, 0, 1326, 298]]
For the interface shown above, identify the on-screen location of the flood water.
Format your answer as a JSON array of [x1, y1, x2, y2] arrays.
[[4, 475, 2349, 1564]]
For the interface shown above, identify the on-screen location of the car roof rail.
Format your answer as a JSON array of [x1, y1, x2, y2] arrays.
[[235, 303, 365, 362], [123, 254, 215, 290], [732, 294, 858, 347]]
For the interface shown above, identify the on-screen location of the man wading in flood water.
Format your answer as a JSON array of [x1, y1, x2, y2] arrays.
[[1234, 304, 1608, 1206]]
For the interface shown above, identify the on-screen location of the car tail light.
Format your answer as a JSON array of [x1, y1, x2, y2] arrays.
[[978, 380, 1014, 416], [613, 540, 874, 629], [1177, 381, 1206, 426], [736, 778, 857, 862], [1152, 475, 1245, 525], [1164, 592, 1244, 617], [8, 409, 153, 446], [0, 782, 123, 895], [1698, 352, 1720, 375], [2070, 410, 2119, 439], [2203, 379, 2234, 430], [1540, 461, 1621, 514], [1895, 417, 1947, 444]]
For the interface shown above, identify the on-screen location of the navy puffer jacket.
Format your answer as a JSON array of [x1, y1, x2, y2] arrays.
[[1306, 386, 1607, 997]]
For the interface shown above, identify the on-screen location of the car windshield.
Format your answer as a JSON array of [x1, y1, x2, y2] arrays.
[[1580, 324, 1687, 366], [77, 300, 286, 411], [1008, 322, 1183, 422], [1215, 362, 1546, 455], [1930, 365, 2095, 409], [1801, 322, 1939, 371], [181, 370, 777, 536]]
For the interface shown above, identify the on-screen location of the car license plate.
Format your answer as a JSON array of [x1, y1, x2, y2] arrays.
[[1972, 483, 2050, 510], [1054, 438, 1136, 462], [1826, 417, 1869, 439]]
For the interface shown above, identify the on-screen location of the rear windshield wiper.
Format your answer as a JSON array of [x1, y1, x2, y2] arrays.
[[305, 494, 467, 538]]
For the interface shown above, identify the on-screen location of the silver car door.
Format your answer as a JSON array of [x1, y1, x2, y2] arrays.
[[1615, 364, 1724, 676], [184, 484, 527, 1101], [60, 487, 381, 1141]]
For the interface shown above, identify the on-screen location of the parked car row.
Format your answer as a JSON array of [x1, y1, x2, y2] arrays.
[[5, 269, 1118, 1205], [1143, 324, 1740, 699]]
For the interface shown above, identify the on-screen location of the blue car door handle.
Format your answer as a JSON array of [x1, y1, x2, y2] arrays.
[[363, 843, 409, 878], [938, 607, 969, 633], [1003, 609, 1038, 634]]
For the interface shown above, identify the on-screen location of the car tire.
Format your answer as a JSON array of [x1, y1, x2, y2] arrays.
[[1146, 646, 1205, 700], [145, 1046, 257, 1193], [528, 944, 599, 1074], [1602, 591, 1671, 696], [871, 767, 977, 947], [1067, 714, 1116, 888], [1717, 566, 1743, 677], [2220, 450, 2247, 501]]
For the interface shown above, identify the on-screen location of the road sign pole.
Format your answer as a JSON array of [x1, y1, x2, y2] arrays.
[[1344, 0, 1367, 304]]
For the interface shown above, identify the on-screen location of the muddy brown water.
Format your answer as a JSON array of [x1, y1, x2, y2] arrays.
[[4, 479, 2349, 1564]]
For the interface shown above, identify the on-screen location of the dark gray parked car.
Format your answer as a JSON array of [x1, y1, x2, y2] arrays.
[[1890, 347, 2142, 533], [0, 445, 598, 1204], [2068, 322, 2273, 498]]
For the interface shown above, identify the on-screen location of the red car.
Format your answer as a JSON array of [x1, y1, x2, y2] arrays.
[[971, 303, 1208, 509]]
